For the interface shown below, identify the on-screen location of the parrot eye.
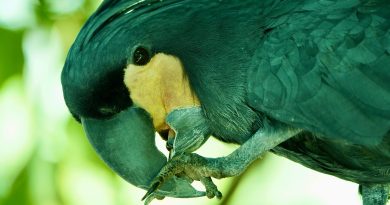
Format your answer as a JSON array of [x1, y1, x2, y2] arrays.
[[132, 46, 150, 66]]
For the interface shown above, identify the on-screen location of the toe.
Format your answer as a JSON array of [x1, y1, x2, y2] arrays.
[[200, 177, 222, 200]]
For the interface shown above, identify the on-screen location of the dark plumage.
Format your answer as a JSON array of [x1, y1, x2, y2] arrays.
[[62, 0, 390, 204], [244, 0, 390, 185]]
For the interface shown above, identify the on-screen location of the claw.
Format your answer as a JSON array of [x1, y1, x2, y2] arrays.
[[216, 191, 222, 199], [142, 178, 163, 200]]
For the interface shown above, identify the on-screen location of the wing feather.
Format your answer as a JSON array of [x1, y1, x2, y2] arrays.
[[248, 1, 390, 145]]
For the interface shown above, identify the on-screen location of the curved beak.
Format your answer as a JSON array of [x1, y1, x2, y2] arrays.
[[80, 107, 204, 198]]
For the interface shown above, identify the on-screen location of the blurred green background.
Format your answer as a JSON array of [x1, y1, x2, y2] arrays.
[[0, 0, 364, 204]]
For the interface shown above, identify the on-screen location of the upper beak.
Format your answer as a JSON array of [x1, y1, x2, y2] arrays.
[[80, 107, 204, 198]]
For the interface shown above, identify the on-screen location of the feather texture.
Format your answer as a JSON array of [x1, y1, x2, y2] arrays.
[[248, 0, 390, 146]]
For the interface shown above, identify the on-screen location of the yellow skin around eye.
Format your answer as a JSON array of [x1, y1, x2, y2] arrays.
[[124, 53, 200, 132]]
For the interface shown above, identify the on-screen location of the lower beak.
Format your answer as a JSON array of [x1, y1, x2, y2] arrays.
[[80, 107, 204, 198]]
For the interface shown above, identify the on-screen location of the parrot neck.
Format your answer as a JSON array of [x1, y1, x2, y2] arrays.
[[124, 53, 200, 132]]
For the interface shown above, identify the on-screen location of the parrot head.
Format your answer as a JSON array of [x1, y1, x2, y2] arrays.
[[62, 0, 260, 198]]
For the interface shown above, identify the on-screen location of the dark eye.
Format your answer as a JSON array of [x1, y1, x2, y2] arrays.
[[133, 47, 150, 66]]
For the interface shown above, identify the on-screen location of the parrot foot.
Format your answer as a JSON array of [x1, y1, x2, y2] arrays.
[[143, 122, 301, 201], [142, 152, 223, 201]]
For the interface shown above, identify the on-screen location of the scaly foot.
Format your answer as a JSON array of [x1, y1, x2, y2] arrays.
[[142, 153, 222, 201]]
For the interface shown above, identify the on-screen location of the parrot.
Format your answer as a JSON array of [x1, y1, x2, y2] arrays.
[[61, 0, 390, 204]]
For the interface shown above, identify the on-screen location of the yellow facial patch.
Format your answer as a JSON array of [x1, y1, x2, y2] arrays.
[[124, 53, 200, 132]]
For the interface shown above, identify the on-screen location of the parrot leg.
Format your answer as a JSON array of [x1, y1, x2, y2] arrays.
[[360, 184, 389, 205], [143, 120, 301, 200]]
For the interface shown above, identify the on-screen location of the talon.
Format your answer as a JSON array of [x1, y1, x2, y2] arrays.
[[142, 180, 161, 201], [142, 155, 186, 200], [216, 191, 222, 199]]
